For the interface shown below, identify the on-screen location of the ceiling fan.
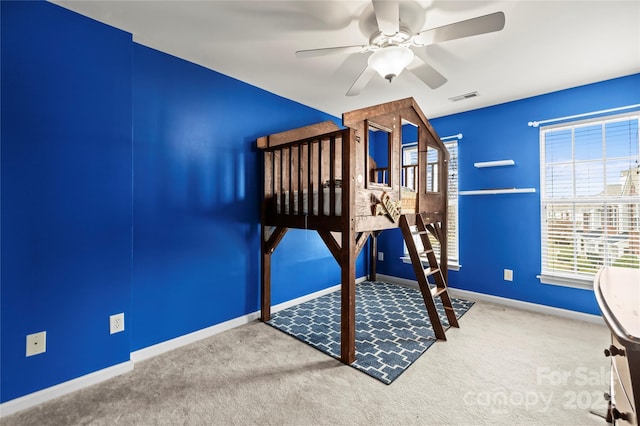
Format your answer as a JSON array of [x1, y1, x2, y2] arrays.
[[295, 1, 505, 96]]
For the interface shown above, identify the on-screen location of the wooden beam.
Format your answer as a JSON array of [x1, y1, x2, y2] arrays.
[[355, 231, 371, 259], [257, 121, 340, 149], [343, 97, 416, 126], [265, 226, 288, 254], [317, 230, 343, 267]]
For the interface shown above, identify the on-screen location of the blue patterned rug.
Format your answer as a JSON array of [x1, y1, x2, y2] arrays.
[[266, 281, 474, 384]]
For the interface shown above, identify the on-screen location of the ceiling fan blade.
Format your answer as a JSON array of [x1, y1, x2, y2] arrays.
[[408, 48, 447, 89], [295, 45, 368, 58], [346, 66, 376, 96], [407, 63, 447, 90], [414, 11, 505, 46], [372, 0, 399, 35]]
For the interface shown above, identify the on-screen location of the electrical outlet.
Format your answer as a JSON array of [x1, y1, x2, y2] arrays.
[[504, 269, 514, 281], [110, 313, 125, 334], [378, 252, 384, 261], [26, 331, 47, 357]]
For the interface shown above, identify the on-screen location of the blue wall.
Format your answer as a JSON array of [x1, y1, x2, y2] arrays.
[[378, 74, 640, 315], [1, 1, 133, 402], [131, 44, 365, 351], [2, 0, 636, 408], [1, 1, 364, 403]]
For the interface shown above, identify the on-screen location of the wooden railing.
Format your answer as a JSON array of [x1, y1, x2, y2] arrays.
[[263, 130, 345, 217]]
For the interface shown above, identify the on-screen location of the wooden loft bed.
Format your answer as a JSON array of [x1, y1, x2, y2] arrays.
[[257, 97, 459, 365]]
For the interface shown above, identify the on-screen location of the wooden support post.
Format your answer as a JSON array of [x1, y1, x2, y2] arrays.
[[260, 217, 287, 322], [370, 232, 378, 281], [340, 231, 356, 364], [340, 129, 356, 364], [260, 247, 272, 322]]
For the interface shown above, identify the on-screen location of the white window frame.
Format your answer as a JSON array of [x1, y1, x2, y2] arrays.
[[401, 140, 460, 270], [539, 112, 640, 288]]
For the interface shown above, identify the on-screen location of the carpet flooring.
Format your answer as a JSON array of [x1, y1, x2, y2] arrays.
[[266, 281, 474, 384]]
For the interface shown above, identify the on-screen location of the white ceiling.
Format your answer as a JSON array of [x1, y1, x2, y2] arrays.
[[52, 0, 640, 119]]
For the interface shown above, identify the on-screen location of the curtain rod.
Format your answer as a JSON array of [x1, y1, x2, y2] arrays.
[[528, 104, 640, 128], [404, 133, 462, 147], [441, 133, 463, 141]]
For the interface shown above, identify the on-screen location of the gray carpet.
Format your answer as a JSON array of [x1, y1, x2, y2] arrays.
[[2, 294, 610, 425]]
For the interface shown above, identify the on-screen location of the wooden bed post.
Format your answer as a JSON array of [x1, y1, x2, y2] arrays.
[[340, 128, 356, 364]]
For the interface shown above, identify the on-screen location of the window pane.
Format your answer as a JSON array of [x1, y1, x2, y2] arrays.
[[545, 163, 573, 198], [606, 119, 639, 158], [544, 128, 573, 163], [574, 124, 603, 161], [402, 146, 417, 189], [574, 161, 604, 197], [606, 159, 637, 194]]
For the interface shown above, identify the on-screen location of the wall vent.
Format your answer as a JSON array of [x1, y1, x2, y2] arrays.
[[449, 91, 479, 102]]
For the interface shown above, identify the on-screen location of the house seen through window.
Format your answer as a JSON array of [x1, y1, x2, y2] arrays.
[[539, 112, 640, 286]]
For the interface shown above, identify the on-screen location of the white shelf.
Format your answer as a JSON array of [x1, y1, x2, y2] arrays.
[[459, 188, 536, 195], [474, 159, 515, 168]]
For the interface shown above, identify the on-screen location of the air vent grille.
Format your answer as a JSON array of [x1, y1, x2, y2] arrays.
[[449, 91, 479, 102]]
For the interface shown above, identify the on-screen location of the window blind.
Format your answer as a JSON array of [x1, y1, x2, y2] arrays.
[[540, 113, 640, 284]]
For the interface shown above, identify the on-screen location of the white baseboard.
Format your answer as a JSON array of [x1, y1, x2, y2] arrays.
[[376, 274, 604, 325], [1, 278, 364, 418], [130, 312, 261, 363], [130, 278, 364, 363], [0, 361, 133, 418]]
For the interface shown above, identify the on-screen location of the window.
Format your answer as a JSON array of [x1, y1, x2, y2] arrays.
[[367, 122, 391, 186], [540, 113, 640, 287], [402, 140, 459, 268]]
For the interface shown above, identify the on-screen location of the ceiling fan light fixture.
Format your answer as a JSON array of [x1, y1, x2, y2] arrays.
[[368, 46, 414, 83]]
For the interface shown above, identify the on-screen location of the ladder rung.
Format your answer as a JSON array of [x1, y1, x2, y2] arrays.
[[412, 230, 429, 235], [431, 286, 447, 297], [418, 250, 434, 256], [424, 268, 440, 277]]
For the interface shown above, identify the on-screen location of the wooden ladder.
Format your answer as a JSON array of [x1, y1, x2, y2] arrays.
[[399, 213, 459, 340]]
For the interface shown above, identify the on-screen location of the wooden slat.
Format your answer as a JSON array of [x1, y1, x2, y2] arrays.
[[297, 144, 303, 216], [279, 148, 285, 215], [288, 146, 293, 215], [329, 136, 336, 216], [257, 120, 340, 149], [431, 287, 447, 297], [308, 140, 314, 216], [318, 139, 324, 215]]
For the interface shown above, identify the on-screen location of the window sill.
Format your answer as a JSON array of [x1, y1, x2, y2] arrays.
[[401, 256, 461, 271], [537, 274, 594, 290]]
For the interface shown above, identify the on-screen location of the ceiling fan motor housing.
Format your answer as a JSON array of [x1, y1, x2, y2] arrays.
[[368, 24, 415, 82]]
